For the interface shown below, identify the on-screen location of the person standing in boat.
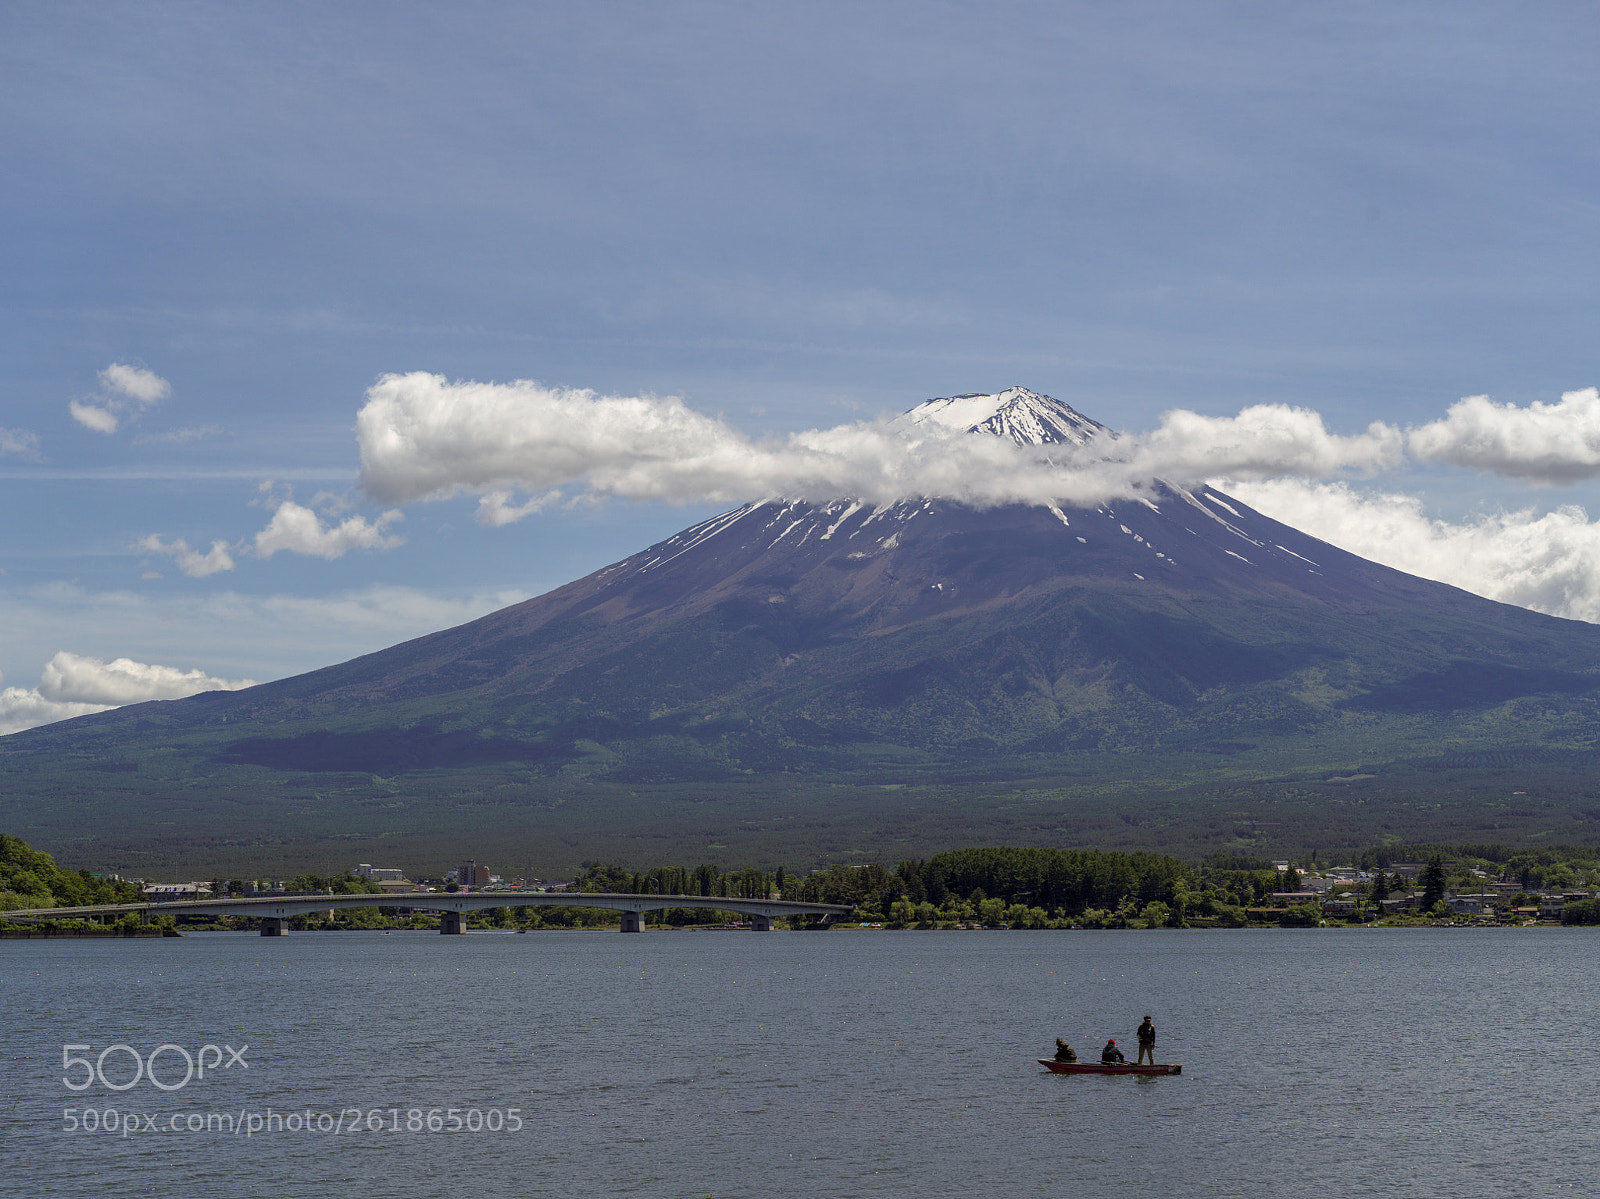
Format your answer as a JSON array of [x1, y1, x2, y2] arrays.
[[1100, 1038, 1125, 1064], [1053, 1038, 1078, 1063], [1136, 1016, 1156, 1065]]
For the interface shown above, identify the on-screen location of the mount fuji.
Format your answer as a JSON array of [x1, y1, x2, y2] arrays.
[[8, 388, 1600, 874]]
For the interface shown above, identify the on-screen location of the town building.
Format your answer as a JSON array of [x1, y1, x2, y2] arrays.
[[143, 882, 212, 900]]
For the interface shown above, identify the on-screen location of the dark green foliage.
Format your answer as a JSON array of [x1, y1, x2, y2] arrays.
[[785, 846, 1197, 923], [1278, 902, 1322, 927], [1, 833, 139, 910], [1369, 871, 1390, 903], [1561, 898, 1600, 925], [1419, 854, 1448, 911]]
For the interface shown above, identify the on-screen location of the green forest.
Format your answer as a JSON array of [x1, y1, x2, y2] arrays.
[[0, 833, 141, 913]]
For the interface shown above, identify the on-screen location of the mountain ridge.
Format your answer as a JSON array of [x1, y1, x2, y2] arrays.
[[6, 388, 1600, 874]]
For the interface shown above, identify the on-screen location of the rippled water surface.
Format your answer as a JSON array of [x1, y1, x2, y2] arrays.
[[5, 927, 1597, 1196]]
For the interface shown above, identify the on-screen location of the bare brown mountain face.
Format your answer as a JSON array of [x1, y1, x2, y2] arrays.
[[6, 389, 1600, 873]]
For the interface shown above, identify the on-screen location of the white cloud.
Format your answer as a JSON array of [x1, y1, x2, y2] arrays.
[[1228, 478, 1600, 624], [1133, 405, 1403, 482], [1408, 387, 1600, 482], [68, 362, 173, 434], [355, 372, 1400, 513], [0, 651, 255, 736], [0, 426, 42, 459], [137, 534, 236, 577], [474, 488, 563, 527], [252, 500, 404, 559], [99, 363, 172, 404], [39, 651, 254, 705], [0, 687, 109, 737], [68, 399, 121, 434]]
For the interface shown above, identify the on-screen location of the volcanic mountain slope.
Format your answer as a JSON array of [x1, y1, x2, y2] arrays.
[[7, 388, 1600, 870]]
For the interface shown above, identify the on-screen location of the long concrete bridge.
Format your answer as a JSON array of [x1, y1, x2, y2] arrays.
[[2, 891, 855, 935]]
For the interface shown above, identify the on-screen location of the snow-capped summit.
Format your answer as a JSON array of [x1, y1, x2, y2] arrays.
[[898, 386, 1114, 448]]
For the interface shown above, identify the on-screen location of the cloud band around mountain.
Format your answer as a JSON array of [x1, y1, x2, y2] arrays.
[[355, 371, 1403, 513]]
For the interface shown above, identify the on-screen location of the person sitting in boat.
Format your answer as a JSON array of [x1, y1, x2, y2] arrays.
[[1053, 1038, 1078, 1063], [1100, 1038, 1125, 1064]]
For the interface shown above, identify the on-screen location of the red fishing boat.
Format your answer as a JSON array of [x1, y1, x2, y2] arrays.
[[1038, 1060, 1181, 1075]]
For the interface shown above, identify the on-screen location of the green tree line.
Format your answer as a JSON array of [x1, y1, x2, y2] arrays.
[[576, 847, 1277, 928], [1, 833, 140, 913]]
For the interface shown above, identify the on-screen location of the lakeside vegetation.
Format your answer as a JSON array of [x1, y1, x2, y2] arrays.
[[7, 832, 1600, 932], [573, 841, 1600, 929], [0, 832, 140, 913]]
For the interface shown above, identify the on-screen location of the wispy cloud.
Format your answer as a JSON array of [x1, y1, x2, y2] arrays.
[[69, 363, 172, 434], [0, 426, 42, 460], [136, 534, 236, 578], [475, 488, 563, 527], [133, 424, 224, 445]]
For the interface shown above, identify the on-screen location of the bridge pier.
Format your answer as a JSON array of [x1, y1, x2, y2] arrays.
[[750, 914, 772, 932], [619, 910, 645, 933], [259, 917, 286, 936], [439, 911, 467, 934]]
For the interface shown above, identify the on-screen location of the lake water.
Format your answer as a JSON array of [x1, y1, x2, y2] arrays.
[[4, 927, 1596, 1197]]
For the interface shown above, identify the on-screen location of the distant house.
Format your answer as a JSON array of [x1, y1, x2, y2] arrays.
[[1269, 892, 1321, 907], [1539, 895, 1566, 920]]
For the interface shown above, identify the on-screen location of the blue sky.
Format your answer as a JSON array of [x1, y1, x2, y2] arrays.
[[7, 1, 1600, 730]]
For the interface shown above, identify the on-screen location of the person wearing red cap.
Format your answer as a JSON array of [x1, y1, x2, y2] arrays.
[[1099, 1038, 1125, 1064]]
